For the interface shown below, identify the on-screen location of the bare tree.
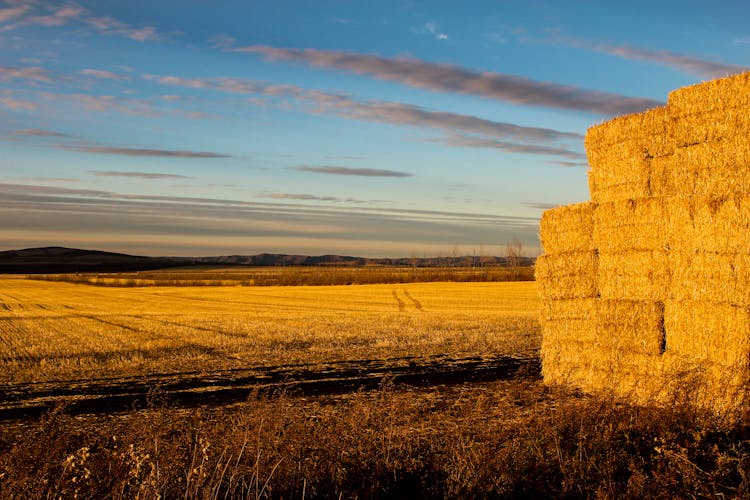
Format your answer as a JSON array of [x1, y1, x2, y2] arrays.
[[505, 238, 523, 279]]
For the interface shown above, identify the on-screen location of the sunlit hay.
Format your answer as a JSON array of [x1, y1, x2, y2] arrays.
[[669, 139, 750, 196], [539, 202, 595, 254], [539, 71, 750, 418], [670, 252, 750, 305], [598, 250, 669, 301], [535, 251, 598, 300], [667, 71, 750, 118], [668, 196, 750, 254], [586, 107, 673, 203], [595, 300, 665, 356], [541, 299, 664, 388], [664, 300, 750, 366], [593, 198, 669, 253]]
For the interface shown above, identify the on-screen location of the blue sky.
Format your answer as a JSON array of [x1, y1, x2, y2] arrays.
[[1, 0, 748, 257]]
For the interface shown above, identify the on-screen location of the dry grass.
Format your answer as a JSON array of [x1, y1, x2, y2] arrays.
[[3, 378, 750, 499], [29, 265, 535, 288], [0, 277, 540, 384]]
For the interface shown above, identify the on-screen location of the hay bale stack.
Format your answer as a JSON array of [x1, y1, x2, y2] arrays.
[[538, 71, 750, 415]]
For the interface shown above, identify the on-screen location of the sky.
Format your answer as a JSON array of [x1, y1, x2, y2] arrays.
[[1, 1, 748, 258]]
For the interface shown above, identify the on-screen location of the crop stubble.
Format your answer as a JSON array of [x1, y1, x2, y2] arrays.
[[0, 277, 540, 386]]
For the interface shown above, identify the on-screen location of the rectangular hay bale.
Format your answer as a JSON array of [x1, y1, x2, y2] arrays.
[[671, 106, 750, 147], [588, 161, 652, 203], [593, 198, 669, 252], [666, 140, 750, 197], [539, 202, 595, 254], [670, 252, 750, 304], [667, 196, 750, 254], [598, 250, 670, 300], [585, 106, 673, 156], [540, 298, 598, 343], [596, 300, 666, 356], [535, 251, 598, 300], [664, 300, 750, 366], [668, 71, 750, 115]]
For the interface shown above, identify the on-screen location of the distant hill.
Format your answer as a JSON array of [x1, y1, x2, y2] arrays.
[[0, 247, 184, 274], [0, 247, 534, 274]]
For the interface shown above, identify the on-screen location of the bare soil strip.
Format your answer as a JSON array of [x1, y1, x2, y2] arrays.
[[0, 354, 540, 420]]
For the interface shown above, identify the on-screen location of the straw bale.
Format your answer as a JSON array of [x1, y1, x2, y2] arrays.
[[664, 140, 750, 197], [670, 252, 750, 304], [585, 106, 673, 156], [664, 300, 750, 366], [587, 161, 651, 203], [539, 202, 595, 254], [542, 341, 619, 391], [535, 251, 598, 300], [668, 196, 750, 253], [595, 300, 665, 356], [668, 71, 750, 115], [593, 198, 669, 252], [598, 250, 669, 300], [540, 298, 598, 343], [647, 155, 677, 197], [672, 106, 750, 147]]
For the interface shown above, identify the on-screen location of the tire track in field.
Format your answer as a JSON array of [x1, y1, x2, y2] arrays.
[[0, 354, 541, 419], [402, 290, 423, 311], [392, 290, 406, 312]]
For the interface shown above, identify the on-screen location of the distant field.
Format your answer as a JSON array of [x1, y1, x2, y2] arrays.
[[28, 264, 535, 287], [0, 277, 540, 385]]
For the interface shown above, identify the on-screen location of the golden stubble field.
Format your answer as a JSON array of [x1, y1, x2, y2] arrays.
[[0, 277, 540, 385], [2, 275, 749, 498]]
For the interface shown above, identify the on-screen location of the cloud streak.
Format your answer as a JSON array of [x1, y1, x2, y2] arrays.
[[1, 1, 161, 41], [431, 134, 586, 160], [0, 65, 51, 83], [79, 69, 130, 81], [561, 37, 746, 78], [153, 74, 584, 159], [0, 96, 37, 110], [90, 171, 191, 179], [238, 46, 661, 115], [0, 182, 542, 256], [11, 128, 68, 137], [293, 166, 413, 177], [65, 145, 234, 158]]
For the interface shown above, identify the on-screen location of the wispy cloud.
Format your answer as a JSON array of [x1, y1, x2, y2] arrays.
[[735, 36, 750, 45], [413, 21, 448, 40], [35, 92, 209, 120], [11, 128, 68, 137], [238, 46, 661, 115], [0, 5, 29, 23], [0, 65, 51, 83], [0, 96, 37, 110], [79, 68, 130, 81], [152, 74, 584, 159], [293, 166, 413, 177], [256, 192, 373, 204], [525, 202, 559, 210], [429, 134, 586, 160], [0, 183, 542, 256], [546, 160, 587, 168], [1, 1, 161, 42], [560, 37, 746, 78], [90, 170, 191, 179], [64, 145, 234, 158]]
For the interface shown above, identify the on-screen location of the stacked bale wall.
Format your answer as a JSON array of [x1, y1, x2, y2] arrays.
[[538, 71, 750, 415]]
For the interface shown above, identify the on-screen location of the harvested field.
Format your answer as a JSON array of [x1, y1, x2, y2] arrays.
[[0, 277, 540, 414]]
